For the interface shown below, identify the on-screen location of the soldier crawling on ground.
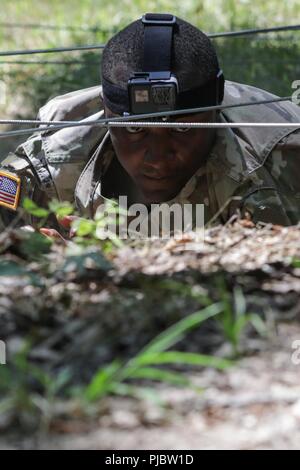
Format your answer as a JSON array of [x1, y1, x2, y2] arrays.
[[0, 13, 300, 239]]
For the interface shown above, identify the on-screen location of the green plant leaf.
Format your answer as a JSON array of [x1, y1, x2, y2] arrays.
[[23, 198, 50, 218], [84, 361, 122, 402], [129, 367, 191, 386], [136, 302, 223, 356], [72, 218, 95, 237], [248, 313, 267, 337], [134, 351, 233, 370], [48, 200, 74, 217]]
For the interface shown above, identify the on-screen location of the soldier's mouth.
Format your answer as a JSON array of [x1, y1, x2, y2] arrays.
[[142, 173, 171, 181]]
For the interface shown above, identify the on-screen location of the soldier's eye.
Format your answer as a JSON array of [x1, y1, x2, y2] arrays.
[[125, 127, 144, 134], [172, 127, 191, 133]]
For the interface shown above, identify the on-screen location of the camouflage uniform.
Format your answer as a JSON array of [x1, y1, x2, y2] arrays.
[[0, 80, 300, 230]]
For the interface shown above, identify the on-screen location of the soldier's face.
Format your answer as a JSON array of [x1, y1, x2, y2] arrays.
[[106, 107, 216, 203]]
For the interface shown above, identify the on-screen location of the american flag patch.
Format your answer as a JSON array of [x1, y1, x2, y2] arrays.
[[0, 170, 21, 210]]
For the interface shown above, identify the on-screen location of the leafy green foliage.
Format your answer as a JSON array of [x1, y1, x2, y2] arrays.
[[48, 200, 74, 218], [70, 201, 126, 252], [22, 198, 50, 219], [23, 197, 74, 221]]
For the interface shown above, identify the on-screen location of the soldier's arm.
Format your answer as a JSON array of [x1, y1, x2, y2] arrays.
[[234, 130, 300, 226], [0, 145, 57, 231]]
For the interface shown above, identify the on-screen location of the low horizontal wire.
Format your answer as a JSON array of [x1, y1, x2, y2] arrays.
[[0, 24, 299, 56], [1, 120, 300, 140], [0, 95, 293, 127], [0, 96, 297, 140], [0, 44, 106, 57], [108, 121, 300, 128], [209, 24, 300, 38], [0, 22, 299, 36], [0, 59, 100, 65]]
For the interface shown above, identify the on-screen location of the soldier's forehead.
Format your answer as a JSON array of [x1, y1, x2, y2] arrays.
[[167, 111, 211, 121]]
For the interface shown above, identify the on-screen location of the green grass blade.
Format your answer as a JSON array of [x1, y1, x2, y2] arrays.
[[129, 367, 191, 386], [84, 360, 122, 402], [135, 302, 224, 357], [134, 351, 233, 370]]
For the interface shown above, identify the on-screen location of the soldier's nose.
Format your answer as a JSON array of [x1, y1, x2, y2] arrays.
[[143, 137, 174, 167], [143, 149, 173, 171]]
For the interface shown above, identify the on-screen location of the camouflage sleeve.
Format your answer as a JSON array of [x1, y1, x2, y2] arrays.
[[0, 145, 55, 231], [233, 129, 300, 225]]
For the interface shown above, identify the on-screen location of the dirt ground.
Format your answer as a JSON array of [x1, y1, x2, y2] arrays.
[[1, 321, 299, 450]]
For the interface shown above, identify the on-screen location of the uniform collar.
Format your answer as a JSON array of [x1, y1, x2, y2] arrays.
[[74, 132, 114, 216]]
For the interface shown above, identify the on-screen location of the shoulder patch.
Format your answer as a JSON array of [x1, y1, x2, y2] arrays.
[[0, 170, 21, 210]]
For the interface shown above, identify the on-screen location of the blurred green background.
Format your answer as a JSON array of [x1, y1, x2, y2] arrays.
[[0, 0, 299, 156]]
